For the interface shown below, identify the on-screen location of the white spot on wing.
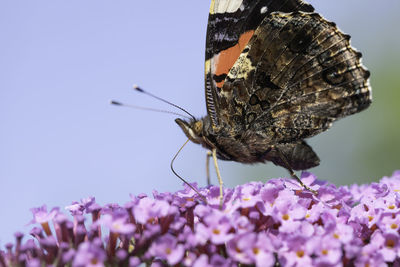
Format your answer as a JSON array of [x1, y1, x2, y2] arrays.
[[260, 6, 268, 14], [214, 0, 244, 14]]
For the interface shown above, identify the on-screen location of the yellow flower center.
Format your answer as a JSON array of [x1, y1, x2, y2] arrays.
[[386, 239, 395, 248], [296, 250, 305, 258], [166, 248, 172, 254], [112, 223, 121, 231], [282, 214, 290, 221], [253, 247, 260, 255], [212, 229, 221, 235], [368, 216, 373, 222], [391, 223, 398, 229], [388, 205, 395, 210], [322, 249, 328, 255], [333, 233, 340, 239]]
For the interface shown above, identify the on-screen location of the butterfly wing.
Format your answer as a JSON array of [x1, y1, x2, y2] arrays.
[[205, 0, 314, 127], [217, 11, 371, 143]]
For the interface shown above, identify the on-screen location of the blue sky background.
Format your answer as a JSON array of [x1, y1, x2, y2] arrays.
[[1, 0, 399, 245]]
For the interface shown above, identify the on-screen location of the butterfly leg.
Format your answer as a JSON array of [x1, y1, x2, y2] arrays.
[[273, 146, 317, 195], [206, 151, 212, 186], [212, 148, 224, 207]]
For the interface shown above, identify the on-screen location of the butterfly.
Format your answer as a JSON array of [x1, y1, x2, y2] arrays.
[[174, 0, 371, 200]]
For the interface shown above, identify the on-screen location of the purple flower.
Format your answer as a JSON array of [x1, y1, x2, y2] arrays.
[[193, 254, 209, 267], [65, 202, 84, 215], [380, 171, 400, 191], [3, 171, 400, 266], [304, 201, 325, 223], [81, 196, 96, 209], [260, 179, 285, 204], [229, 182, 264, 209], [371, 231, 400, 262], [349, 199, 381, 228], [196, 210, 234, 245], [251, 233, 275, 267], [227, 232, 274, 266], [377, 213, 400, 234], [354, 240, 386, 267], [375, 191, 400, 214], [29, 205, 59, 225], [128, 256, 141, 267], [73, 240, 106, 267], [284, 171, 320, 193], [66, 197, 97, 216], [133, 197, 177, 224], [29, 205, 60, 237], [232, 215, 254, 233], [206, 185, 230, 207], [210, 254, 234, 266], [279, 236, 314, 267], [100, 214, 135, 235], [147, 233, 185, 265], [271, 189, 307, 233], [182, 251, 197, 266], [313, 235, 342, 265], [331, 222, 354, 244], [174, 183, 203, 208], [226, 233, 255, 264], [26, 259, 41, 267]]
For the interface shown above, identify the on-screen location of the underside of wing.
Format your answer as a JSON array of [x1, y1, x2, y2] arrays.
[[218, 11, 371, 143], [204, 0, 314, 127], [266, 141, 320, 170]]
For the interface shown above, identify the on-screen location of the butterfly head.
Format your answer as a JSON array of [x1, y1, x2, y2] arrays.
[[175, 116, 232, 160], [175, 118, 205, 145]]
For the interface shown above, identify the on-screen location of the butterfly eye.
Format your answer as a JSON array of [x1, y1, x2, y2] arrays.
[[194, 121, 203, 134]]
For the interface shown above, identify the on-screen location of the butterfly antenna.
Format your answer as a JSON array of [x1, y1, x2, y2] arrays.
[[133, 84, 196, 121], [171, 139, 208, 203], [110, 100, 192, 119]]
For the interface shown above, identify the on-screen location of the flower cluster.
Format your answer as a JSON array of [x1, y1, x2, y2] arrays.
[[2, 171, 400, 266]]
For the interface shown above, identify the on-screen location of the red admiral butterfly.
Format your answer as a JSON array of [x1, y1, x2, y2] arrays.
[[174, 0, 371, 200]]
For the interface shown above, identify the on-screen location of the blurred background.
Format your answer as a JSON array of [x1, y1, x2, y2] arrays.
[[0, 0, 399, 244]]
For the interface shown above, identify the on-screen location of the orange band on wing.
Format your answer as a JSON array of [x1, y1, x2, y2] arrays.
[[214, 30, 255, 88]]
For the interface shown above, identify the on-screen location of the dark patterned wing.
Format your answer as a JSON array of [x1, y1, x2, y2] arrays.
[[204, 0, 314, 127], [266, 141, 320, 170], [218, 11, 371, 143]]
